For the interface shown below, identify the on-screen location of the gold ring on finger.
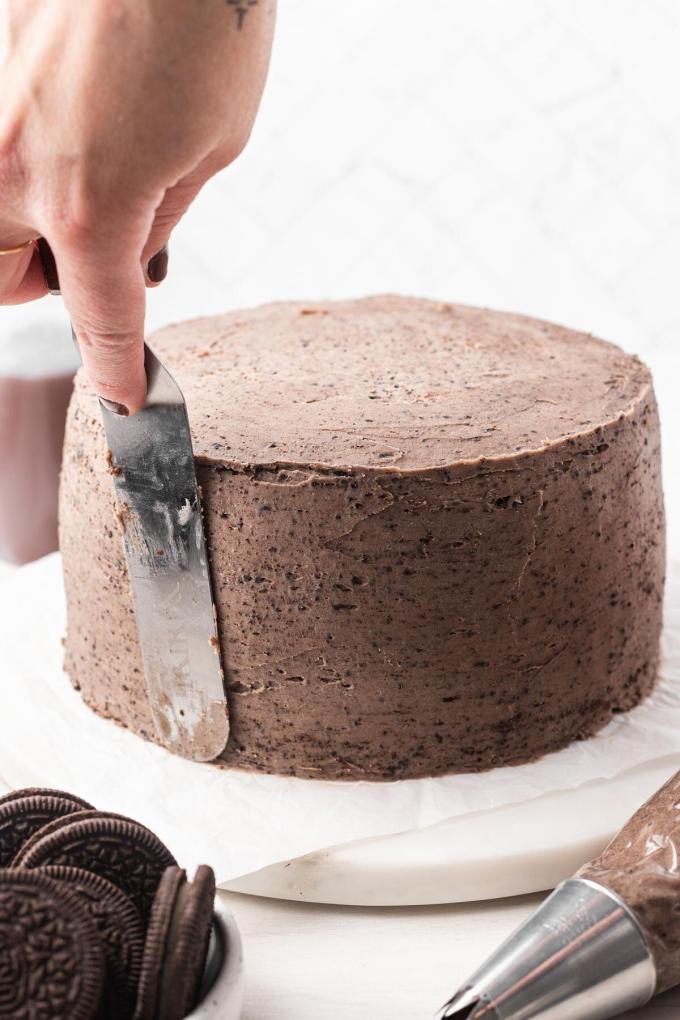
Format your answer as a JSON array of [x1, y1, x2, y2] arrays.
[[0, 239, 35, 256]]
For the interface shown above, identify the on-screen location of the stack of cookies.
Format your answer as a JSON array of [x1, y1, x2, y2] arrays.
[[0, 787, 218, 1019]]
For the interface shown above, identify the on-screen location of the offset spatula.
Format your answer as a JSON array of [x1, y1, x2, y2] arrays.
[[100, 346, 230, 761], [39, 240, 230, 761]]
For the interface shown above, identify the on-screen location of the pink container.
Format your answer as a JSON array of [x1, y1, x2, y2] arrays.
[[0, 321, 78, 564]]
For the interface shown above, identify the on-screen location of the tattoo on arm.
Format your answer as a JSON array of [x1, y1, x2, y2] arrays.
[[226, 0, 259, 30]]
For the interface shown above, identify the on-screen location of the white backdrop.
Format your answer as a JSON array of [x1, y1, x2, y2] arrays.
[[161, 0, 680, 349], [3, 0, 680, 534]]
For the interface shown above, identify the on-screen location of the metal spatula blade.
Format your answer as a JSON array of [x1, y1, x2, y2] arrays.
[[38, 239, 229, 761], [100, 345, 230, 762]]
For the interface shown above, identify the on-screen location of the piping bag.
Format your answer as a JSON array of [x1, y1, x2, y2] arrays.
[[439, 768, 680, 1020]]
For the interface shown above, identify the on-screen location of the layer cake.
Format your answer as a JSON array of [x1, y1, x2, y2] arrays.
[[60, 297, 665, 779]]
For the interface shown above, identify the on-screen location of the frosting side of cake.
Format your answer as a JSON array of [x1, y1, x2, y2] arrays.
[[59, 297, 665, 780]]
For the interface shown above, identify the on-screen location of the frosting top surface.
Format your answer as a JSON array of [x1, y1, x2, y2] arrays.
[[142, 296, 650, 471]]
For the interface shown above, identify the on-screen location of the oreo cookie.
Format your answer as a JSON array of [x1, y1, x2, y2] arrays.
[[0, 787, 93, 811], [160, 865, 216, 1020], [135, 865, 216, 1020], [0, 868, 105, 1020], [14, 811, 177, 922], [0, 794, 90, 867], [11, 811, 100, 865], [40, 866, 145, 1020], [134, 866, 187, 1020], [0, 789, 216, 1018]]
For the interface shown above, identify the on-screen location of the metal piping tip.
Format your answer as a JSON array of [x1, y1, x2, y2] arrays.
[[436, 879, 656, 1020], [438, 988, 495, 1019]]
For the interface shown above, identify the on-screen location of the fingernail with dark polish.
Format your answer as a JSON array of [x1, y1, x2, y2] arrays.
[[147, 245, 169, 284], [100, 398, 130, 417], [37, 237, 61, 293]]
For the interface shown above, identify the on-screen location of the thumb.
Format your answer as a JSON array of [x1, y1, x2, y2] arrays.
[[52, 225, 150, 415]]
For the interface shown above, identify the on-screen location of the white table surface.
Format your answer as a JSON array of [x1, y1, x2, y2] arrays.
[[219, 889, 680, 1019]]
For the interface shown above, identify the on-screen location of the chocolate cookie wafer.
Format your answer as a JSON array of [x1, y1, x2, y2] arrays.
[[0, 868, 105, 1020], [13, 811, 176, 922], [0, 794, 89, 867], [134, 866, 216, 1020], [134, 866, 186, 1020], [40, 866, 145, 1020], [159, 865, 216, 1020], [10, 811, 101, 865], [0, 787, 93, 811]]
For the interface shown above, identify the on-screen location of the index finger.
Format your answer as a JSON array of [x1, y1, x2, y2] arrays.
[[46, 226, 149, 415]]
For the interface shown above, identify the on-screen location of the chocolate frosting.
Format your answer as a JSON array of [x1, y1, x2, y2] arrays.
[[59, 297, 666, 779], [579, 771, 680, 994]]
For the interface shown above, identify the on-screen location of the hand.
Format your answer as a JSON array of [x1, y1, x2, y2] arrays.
[[0, 0, 275, 413]]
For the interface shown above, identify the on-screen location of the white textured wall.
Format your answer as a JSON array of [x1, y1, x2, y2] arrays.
[[158, 0, 680, 352]]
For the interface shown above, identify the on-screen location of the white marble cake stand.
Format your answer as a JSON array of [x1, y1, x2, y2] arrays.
[[223, 754, 679, 904], [0, 555, 679, 906]]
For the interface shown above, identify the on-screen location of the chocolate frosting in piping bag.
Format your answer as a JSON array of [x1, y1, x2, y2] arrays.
[[578, 770, 680, 994]]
